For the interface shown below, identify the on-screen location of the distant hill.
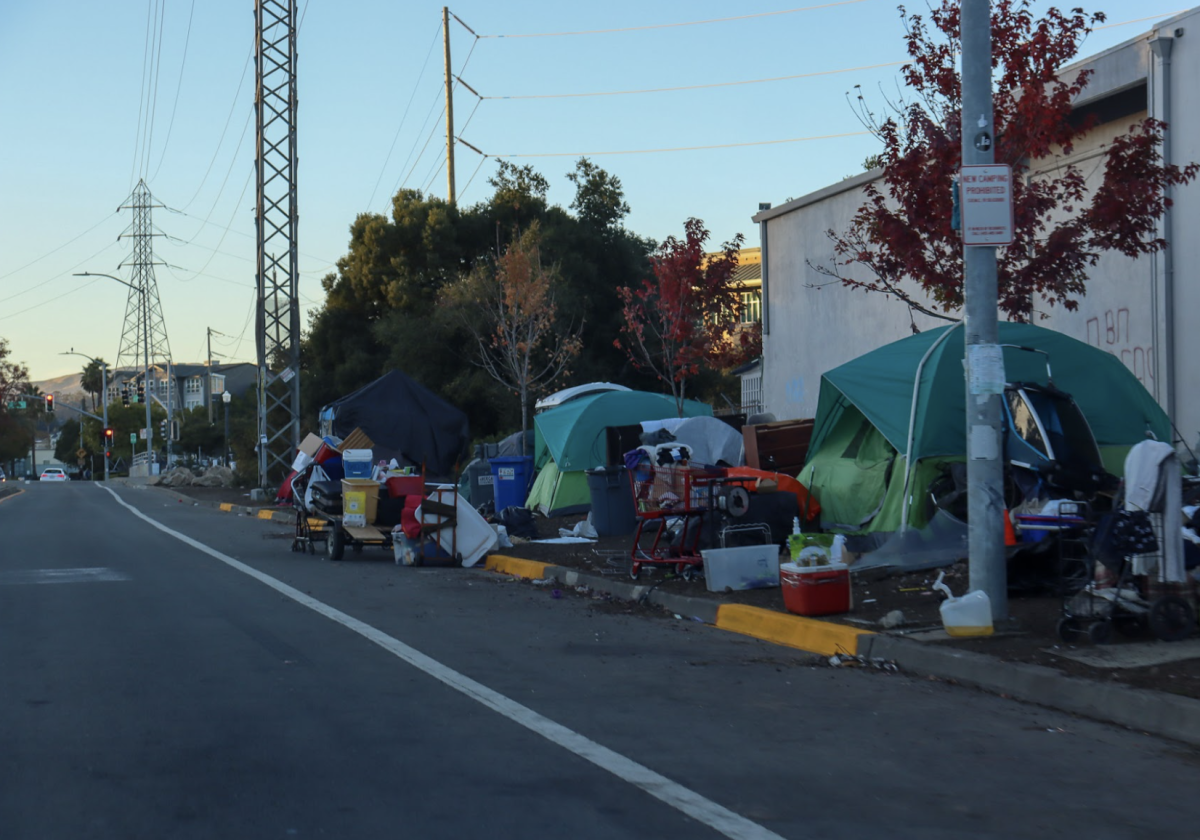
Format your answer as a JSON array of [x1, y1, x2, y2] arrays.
[[30, 373, 89, 408]]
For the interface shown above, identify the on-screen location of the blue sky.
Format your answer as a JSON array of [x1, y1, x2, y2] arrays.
[[0, 0, 1183, 380]]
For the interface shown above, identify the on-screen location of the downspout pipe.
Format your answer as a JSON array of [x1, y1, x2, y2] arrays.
[[899, 322, 963, 533], [1149, 34, 1175, 425]]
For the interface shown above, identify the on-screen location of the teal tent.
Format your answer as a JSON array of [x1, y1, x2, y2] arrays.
[[528, 391, 713, 515], [801, 322, 1169, 534]]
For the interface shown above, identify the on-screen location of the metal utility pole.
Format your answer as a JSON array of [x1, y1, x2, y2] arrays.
[[207, 327, 214, 424], [255, 0, 301, 489], [443, 6, 457, 205], [961, 0, 1007, 620]]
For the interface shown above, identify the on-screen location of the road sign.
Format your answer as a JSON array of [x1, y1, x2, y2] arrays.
[[960, 164, 1013, 246], [130, 433, 138, 444], [76, 448, 88, 459], [139, 428, 147, 440]]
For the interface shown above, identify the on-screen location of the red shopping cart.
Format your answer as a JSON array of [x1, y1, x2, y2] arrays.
[[628, 463, 722, 580]]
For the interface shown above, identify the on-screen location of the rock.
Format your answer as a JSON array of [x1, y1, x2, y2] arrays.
[[195, 465, 234, 487], [161, 467, 195, 487], [878, 609, 907, 629]]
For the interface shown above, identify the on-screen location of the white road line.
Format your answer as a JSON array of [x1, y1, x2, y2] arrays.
[[0, 567, 131, 585], [101, 485, 788, 840]]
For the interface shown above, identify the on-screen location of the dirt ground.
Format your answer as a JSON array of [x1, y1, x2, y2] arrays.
[[165, 483, 1200, 701]]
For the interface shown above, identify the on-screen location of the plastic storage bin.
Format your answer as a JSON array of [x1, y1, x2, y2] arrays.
[[701, 545, 780, 592], [780, 561, 851, 616], [490, 456, 533, 511], [585, 466, 637, 537], [342, 449, 374, 479]]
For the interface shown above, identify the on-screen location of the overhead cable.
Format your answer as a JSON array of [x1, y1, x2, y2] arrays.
[[477, 61, 904, 100], [368, 20, 443, 210], [481, 130, 872, 159], [477, 0, 870, 38], [150, 0, 198, 181]]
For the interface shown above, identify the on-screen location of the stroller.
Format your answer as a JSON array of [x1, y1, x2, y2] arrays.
[[1058, 483, 1196, 645]]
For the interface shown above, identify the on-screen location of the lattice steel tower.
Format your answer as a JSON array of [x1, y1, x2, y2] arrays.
[[116, 179, 172, 453], [255, 0, 300, 487]]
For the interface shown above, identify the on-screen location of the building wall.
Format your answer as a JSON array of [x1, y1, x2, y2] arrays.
[[754, 9, 1200, 447]]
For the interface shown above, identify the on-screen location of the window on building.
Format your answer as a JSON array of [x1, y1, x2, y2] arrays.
[[210, 374, 225, 394], [185, 377, 202, 395], [740, 291, 762, 324]]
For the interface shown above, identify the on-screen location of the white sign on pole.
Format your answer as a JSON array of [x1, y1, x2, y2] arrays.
[[960, 164, 1013, 246]]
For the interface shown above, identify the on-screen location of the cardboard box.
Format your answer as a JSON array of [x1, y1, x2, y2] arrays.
[[298, 433, 324, 458]]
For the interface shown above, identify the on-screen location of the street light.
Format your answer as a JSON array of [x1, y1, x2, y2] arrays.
[[60, 349, 109, 483], [74, 272, 152, 473], [222, 391, 232, 468]]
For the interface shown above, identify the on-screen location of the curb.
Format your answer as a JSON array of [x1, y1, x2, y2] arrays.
[[147, 486, 294, 522], [483, 555, 868, 657], [485, 554, 1200, 748]]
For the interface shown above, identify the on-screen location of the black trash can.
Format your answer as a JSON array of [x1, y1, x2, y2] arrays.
[[586, 466, 637, 537], [465, 458, 495, 510]]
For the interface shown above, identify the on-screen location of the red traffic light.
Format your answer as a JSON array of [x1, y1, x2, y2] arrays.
[[45, 394, 54, 412]]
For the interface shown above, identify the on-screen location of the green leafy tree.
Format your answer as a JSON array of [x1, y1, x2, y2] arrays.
[[442, 223, 583, 453], [80, 358, 108, 412]]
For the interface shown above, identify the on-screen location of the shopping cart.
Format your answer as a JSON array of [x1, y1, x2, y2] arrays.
[[628, 463, 722, 580]]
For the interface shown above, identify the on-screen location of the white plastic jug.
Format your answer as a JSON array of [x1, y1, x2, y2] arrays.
[[932, 571, 994, 637]]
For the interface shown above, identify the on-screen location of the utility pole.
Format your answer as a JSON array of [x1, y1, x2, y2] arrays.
[[961, 0, 1007, 620], [207, 327, 214, 424], [443, 6, 456, 205], [255, 0, 301, 489]]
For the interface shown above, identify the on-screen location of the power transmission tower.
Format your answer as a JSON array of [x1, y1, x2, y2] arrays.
[[116, 178, 172, 459], [255, 0, 300, 488]]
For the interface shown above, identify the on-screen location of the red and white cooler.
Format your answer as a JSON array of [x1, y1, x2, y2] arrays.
[[780, 561, 852, 616]]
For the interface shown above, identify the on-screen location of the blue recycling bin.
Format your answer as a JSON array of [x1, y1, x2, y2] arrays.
[[490, 456, 534, 511]]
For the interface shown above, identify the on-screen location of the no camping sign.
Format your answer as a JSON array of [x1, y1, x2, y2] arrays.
[[960, 164, 1014, 246]]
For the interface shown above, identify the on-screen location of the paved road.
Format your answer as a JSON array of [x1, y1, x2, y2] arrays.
[[2, 481, 1198, 839]]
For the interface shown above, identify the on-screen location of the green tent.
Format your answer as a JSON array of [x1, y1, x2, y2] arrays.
[[528, 390, 713, 515], [801, 322, 1169, 533]]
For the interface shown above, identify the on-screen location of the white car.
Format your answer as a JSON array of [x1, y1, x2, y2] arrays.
[[39, 468, 68, 482]]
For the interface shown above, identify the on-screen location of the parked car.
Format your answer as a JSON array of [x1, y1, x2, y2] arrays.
[[39, 468, 68, 482]]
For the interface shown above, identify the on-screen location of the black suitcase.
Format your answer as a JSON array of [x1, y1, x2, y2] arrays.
[[310, 480, 343, 515]]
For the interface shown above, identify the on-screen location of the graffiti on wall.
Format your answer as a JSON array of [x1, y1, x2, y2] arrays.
[[1085, 307, 1154, 387]]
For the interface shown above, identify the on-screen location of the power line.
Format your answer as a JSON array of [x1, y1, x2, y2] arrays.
[[368, 20, 443, 210], [477, 0, 871, 38], [129, 0, 156, 189], [0, 237, 123, 307], [0, 278, 101, 323], [0, 212, 120, 281], [181, 49, 253, 211], [150, 0, 198, 181], [479, 129, 872, 159], [475, 61, 904, 100], [141, 0, 168, 178]]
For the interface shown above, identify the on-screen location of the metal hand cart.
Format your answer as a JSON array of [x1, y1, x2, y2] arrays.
[[1059, 505, 1197, 644], [627, 463, 722, 580]]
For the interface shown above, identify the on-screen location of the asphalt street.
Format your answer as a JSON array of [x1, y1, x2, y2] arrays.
[[1, 481, 1198, 839]]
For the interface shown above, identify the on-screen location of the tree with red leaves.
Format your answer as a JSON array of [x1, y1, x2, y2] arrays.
[[615, 218, 760, 414], [815, 0, 1198, 323]]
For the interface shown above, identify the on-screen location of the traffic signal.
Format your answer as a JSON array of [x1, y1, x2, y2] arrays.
[[159, 418, 167, 437], [45, 394, 54, 413], [170, 420, 180, 442], [121, 384, 130, 408], [135, 380, 145, 403], [103, 427, 114, 444]]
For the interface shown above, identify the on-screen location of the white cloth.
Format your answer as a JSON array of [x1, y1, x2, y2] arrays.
[[1122, 440, 1185, 582], [1124, 440, 1173, 512]]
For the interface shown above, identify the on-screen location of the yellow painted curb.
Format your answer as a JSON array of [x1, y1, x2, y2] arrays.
[[484, 554, 552, 580], [256, 509, 275, 520], [219, 503, 234, 512], [715, 604, 873, 657]]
